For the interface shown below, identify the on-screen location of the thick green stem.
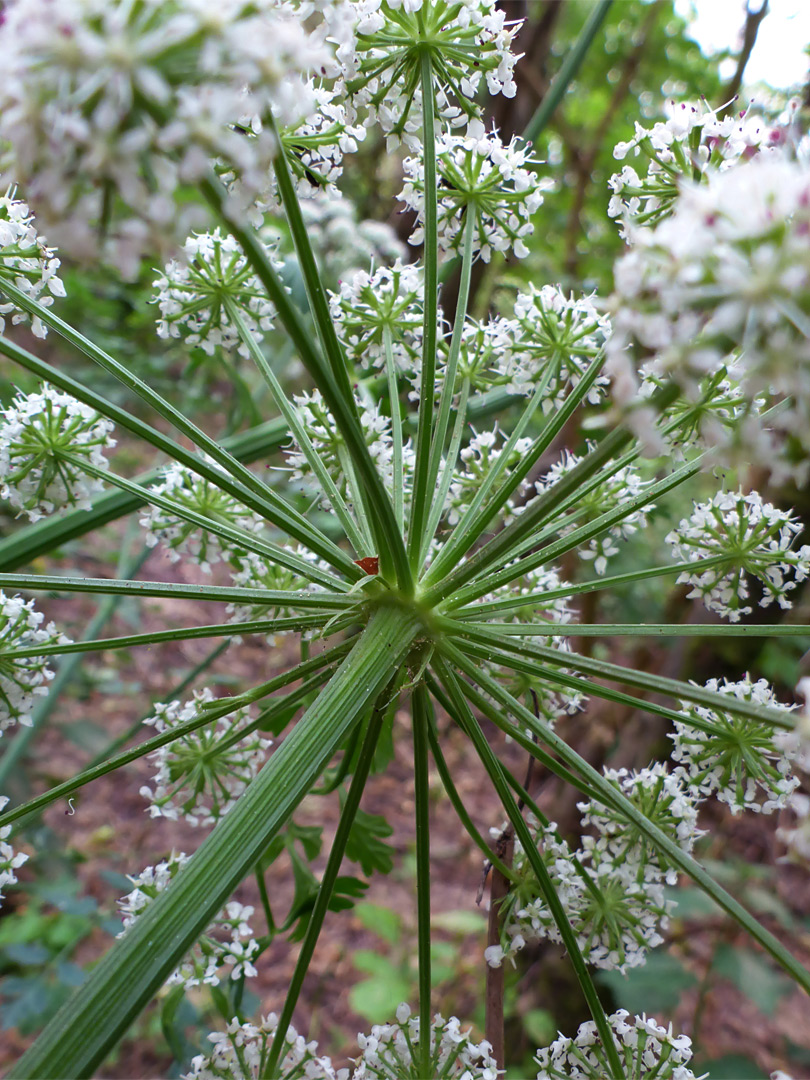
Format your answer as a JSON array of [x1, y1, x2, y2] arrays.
[[0, 654, 345, 831], [11, 607, 420, 1079]]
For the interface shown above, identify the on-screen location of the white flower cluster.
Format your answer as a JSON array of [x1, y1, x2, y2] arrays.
[[0, 0, 333, 273], [609, 99, 774, 238], [666, 491, 810, 622], [639, 368, 763, 461], [578, 764, 702, 886], [606, 156, 810, 483], [534, 1010, 699, 1080], [485, 817, 671, 973], [534, 450, 652, 575], [285, 389, 405, 509], [400, 122, 549, 262], [140, 458, 263, 572], [337, 0, 521, 145], [446, 429, 534, 528], [227, 548, 327, 635], [330, 261, 424, 372], [0, 190, 65, 338], [671, 676, 800, 814], [153, 230, 280, 358], [353, 1003, 498, 1080], [478, 565, 583, 724], [184, 1013, 347, 1080], [140, 689, 272, 827], [0, 385, 116, 522], [503, 286, 610, 406], [118, 852, 259, 987], [227, 81, 367, 226], [0, 592, 72, 735], [0, 796, 29, 909]]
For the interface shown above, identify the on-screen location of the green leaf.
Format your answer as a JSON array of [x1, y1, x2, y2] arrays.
[[349, 975, 412, 1026], [353, 903, 403, 947], [159, 985, 188, 1065], [713, 945, 793, 1016], [345, 805, 395, 876], [522, 1009, 556, 1048], [286, 821, 323, 862], [597, 951, 697, 1014], [429, 910, 487, 935], [352, 950, 398, 978]]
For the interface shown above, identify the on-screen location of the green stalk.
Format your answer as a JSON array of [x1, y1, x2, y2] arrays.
[[454, 637, 753, 740], [0, 661, 339, 832], [0, 298, 354, 578], [2, 615, 330, 661], [440, 640, 810, 998], [523, 0, 615, 148], [383, 327, 405, 532], [432, 656, 625, 1080], [438, 672, 596, 800], [262, 688, 389, 1078], [0, 572, 352, 611], [419, 359, 559, 587], [449, 623, 797, 730], [335, 442, 375, 553], [208, 156, 409, 589], [0, 345, 287, 570], [442, 453, 703, 610], [420, 210, 476, 558], [224, 299, 368, 556], [407, 50, 439, 571], [10, 607, 420, 1079], [0, 543, 149, 789], [423, 382, 680, 606], [420, 359, 619, 604], [0, 643, 349, 829], [448, 622, 810, 638], [67, 455, 348, 592], [411, 684, 435, 1076], [85, 640, 231, 772], [451, 555, 732, 618], [268, 117, 355, 407], [419, 377, 470, 566]]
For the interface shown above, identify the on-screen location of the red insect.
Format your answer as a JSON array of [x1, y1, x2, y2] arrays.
[[354, 556, 380, 575]]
